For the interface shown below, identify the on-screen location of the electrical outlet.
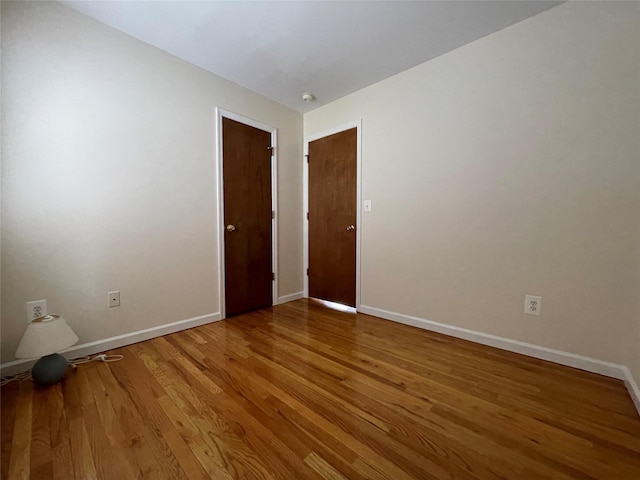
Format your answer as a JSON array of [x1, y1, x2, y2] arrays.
[[108, 291, 120, 308], [26, 299, 48, 322], [524, 295, 542, 315]]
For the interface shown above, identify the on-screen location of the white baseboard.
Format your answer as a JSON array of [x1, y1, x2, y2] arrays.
[[358, 304, 640, 415], [4, 301, 638, 417], [277, 291, 304, 304], [621, 366, 640, 415], [0, 312, 221, 378]]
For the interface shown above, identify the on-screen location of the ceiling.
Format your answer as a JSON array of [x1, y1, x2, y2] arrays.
[[63, 1, 563, 113]]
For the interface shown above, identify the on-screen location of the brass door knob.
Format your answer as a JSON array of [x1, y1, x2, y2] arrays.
[[226, 224, 236, 232], [346, 225, 355, 232]]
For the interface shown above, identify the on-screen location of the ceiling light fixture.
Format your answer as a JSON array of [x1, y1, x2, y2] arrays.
[[302, 92, 315, 102]]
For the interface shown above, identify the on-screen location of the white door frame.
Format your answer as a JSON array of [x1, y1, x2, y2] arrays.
[[216, 108, 279, 318], [303, 120, 362, 310]]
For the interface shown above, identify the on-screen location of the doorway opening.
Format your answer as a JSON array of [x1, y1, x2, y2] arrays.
[[304, 121, 362, 310], [216, 108, 278, 317]]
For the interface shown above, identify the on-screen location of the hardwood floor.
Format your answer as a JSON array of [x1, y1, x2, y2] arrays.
[[2, 299, 639, 479]]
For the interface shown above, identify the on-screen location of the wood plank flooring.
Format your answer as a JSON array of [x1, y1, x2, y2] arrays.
[[2, 299, 639, 479]]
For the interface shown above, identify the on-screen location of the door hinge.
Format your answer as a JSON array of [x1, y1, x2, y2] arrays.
[[272, 272, 275, 280], [267, 146, 275, 156], [305, 154, 309, 163], [306, 212, 309, 220], [272, 210, 275, 219], [306, 268, 309, 276]]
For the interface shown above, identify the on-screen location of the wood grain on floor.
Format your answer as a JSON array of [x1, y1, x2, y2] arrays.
[[2, 299, 639, 479]]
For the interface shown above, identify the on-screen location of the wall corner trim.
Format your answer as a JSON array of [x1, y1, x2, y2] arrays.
[[622, 366, 640, 415], [0, 312, 222, 378], [277, 291, 304, 304], [358, 304, 639, 415]]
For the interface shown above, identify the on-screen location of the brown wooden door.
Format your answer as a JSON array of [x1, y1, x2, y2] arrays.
[[223, 117, 272, 317], [308, 128, 357, 307]]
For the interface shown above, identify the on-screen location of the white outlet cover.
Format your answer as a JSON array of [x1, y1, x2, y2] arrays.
[[26, 299, 48, 322], [524, 295, 542, 315], [108, 290, 121, 308]]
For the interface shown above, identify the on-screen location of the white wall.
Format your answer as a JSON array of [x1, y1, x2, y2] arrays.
[[1, 1, 303, 363], [305, 1, 640, 379]]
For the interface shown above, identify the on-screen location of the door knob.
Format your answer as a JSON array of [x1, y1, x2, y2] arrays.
[[346, 225, 355, 232], [226, 224, 236, 232]]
